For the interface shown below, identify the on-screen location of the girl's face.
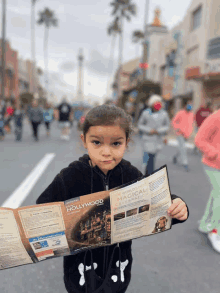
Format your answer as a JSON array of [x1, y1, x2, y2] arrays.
[[81, 125, 129, 175]]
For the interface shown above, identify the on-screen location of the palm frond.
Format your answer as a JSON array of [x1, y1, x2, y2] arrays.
[[128, 4, 136, 16], [37, 7, 58, 28], [107, 17, 121, 36]]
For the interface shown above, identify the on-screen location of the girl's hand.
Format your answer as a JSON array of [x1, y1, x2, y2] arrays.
[[167, 198, 188, 221]]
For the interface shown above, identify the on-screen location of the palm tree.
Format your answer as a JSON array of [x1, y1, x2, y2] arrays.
[[31, 0, 39, 95], [37, 8, 58, 100], [131, 29, 144, 57], [106, 16, 121, 97], [109, 0, 137, 102]]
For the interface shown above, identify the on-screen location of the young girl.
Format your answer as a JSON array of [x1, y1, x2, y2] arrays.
[[36, 104, 189, 293]]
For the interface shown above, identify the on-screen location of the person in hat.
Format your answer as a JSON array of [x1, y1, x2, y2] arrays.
[[137, 94, 170, 176], [171, 100, 194, 172]]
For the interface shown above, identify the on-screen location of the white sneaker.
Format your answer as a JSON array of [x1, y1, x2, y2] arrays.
[[64, 135, 70, 141], [208, 230, 220, 253]]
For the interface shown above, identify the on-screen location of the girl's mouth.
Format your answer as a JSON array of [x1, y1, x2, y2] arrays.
[[103, 160, 113, 164]]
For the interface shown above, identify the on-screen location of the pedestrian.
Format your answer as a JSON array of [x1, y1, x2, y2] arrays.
[[0, 101, 6, 141], [193, 101, 212, 154], [195, 108, 220, 253], [13, 100, 25, 142], [36, 104, 189, 293], [5, 101, 14, 134], [43, 102, 54, 137], [171, 100, 194, 172], [137, 94, 170, 176], [75, 107, 84, 129], [28, 99, 44, 142], [57, 96, 73, 141]]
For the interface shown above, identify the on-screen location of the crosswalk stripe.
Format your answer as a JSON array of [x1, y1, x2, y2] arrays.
[[1, 153, 56, 209]]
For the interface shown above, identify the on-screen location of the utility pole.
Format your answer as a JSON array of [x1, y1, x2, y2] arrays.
[[117, 15, 124, 106], [172, 31, 184, 114], [77, 48, 84, 102], [1, 0, 6, 102]]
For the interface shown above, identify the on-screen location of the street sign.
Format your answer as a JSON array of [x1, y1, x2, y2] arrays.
[[139, 63, 149, 69]]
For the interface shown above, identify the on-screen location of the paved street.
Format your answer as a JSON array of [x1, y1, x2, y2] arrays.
[[0, 121, 219, 293]]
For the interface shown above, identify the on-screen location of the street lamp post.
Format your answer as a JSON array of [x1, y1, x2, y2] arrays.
[[134, 0, 149, 125], [77, 48, 84, 102], [1, 0, 6, 103]]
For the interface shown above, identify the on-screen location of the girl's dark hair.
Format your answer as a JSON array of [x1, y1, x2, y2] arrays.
[[82, 104, 134, 142]]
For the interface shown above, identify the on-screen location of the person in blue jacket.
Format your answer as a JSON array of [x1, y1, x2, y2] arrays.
[[43, 102, 54, 137], [36, 104, 189, 293]]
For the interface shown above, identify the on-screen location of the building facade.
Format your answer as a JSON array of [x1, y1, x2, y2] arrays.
[[18, 58, 42, 97], [114, 0, 220, 115], [0, 39, 19, 104]]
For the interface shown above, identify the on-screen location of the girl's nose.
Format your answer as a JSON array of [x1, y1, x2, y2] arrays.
[[102, 146, 111, 155]]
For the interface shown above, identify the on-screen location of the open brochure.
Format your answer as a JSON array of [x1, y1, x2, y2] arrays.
[[0, 165, 173, 270]]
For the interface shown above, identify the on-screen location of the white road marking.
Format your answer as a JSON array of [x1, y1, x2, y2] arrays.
[[167, 139, 194, 149], [2, 153, 56, 209]]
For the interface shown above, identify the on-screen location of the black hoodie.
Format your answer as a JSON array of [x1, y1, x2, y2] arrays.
[[36, 154, 189, 293]]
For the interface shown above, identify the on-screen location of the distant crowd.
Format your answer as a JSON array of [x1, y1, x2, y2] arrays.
[[0, 96, 89, 142]]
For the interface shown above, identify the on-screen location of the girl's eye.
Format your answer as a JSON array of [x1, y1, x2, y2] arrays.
[[91, 141, 122, 146], [92, 140, 100, 145], [113, 142, 121, 146]]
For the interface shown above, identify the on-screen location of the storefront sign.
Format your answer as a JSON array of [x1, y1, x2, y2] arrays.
[[205, 62, 220, 74], [162, 76, 174, 98], [185, 66, 201, 79]]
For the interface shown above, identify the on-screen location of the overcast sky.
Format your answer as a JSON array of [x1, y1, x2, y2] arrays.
[[0, 0, 192, 103]]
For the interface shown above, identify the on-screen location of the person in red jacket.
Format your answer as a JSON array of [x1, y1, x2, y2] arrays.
[[172, 100, 194, 172], [193, 101, 212, 154], [5, 101, 14, 134], [195, 108, 220, 253]]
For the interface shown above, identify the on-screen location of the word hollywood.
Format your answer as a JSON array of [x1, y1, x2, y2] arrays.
[[66, 199, 104, 212]]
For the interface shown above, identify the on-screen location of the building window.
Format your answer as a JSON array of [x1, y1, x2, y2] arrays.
[[192, 5, 202, 31], [160, 66, 166, 83], [207, 37, 220, 59], [151, 64, 156, 79]]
